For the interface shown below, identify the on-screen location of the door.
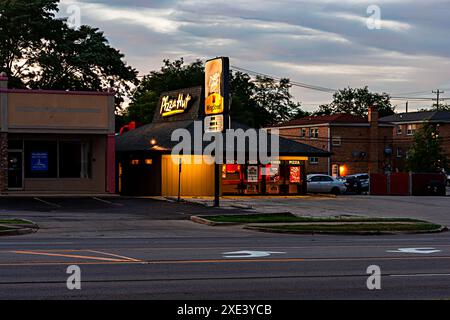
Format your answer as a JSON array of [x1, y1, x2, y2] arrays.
[[307, 176, 322, 192], [320, 176, 335, 193], [8, 151, 23, 190]]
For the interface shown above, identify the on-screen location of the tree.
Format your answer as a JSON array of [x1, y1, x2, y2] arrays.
[[0, 0, 138, 109], [127, 58, 204, 124], [126, 59, 308, 127], [406, 123, 448, 173], [419, 104, 450, 112], [253, 76, 304, 126], [314, 86, 395, 117]]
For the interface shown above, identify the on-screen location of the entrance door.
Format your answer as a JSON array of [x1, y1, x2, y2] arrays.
[[8, 151, 23, 190]]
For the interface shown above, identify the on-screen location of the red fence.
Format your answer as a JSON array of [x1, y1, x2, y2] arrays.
[[370, 173, 446, 196]]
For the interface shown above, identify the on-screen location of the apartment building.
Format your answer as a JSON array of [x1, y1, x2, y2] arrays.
[[380, 111, 450, 172], [269, 107, 394, 176]]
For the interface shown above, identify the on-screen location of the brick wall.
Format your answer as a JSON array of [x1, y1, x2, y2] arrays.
[[0, 133, 7, 192], [391, 123, 450, 172]]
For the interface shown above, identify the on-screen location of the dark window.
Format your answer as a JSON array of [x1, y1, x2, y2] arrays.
[[25, 141, 57, 178], [321, 176, 334, 182], [8, 140, 23, 150], [59, 142, 91, 178]]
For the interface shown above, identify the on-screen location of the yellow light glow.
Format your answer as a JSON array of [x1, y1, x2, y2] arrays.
[[339, 165, 347, 176]]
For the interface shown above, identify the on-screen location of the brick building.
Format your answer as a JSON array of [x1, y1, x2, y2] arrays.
[[380, 111, 450, 172], [268, 107, 394, 176]]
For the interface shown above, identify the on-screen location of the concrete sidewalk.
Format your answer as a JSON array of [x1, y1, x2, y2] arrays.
[[175, 195, 450, 227]]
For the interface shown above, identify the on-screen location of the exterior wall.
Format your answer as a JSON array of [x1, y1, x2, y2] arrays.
[[0, 83, 115, 194], [161, 155, 215, 197], [10, 134, 107, 193], [278, 124, 393, 176], [277, 126, 329, 174], [0, 133, 7, 192], [391, 122, 450, 172], [6, 91, 110, 133]]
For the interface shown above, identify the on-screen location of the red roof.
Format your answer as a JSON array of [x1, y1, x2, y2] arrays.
[[274, 113, 368, 127]]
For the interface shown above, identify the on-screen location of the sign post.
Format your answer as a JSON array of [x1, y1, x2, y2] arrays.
[[205, 57, 230, 207]]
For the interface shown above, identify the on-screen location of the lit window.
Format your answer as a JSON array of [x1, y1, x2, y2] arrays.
[[406, 124, 417, 135], [144, 159, 153, 165], [332, 136, 341, 146], [309, 157, 319, 165], [309, 128, 319, 139], [130, 159, 140, 165]]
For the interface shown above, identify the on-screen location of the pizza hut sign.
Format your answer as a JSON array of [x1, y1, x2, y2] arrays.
[[160, 94, 192, 117]]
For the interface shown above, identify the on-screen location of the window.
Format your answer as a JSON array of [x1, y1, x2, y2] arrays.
[[59, 142, 91, 178], [309, 128, 319, 139], [332, 136, 342, 146], [25, 141, 57, 178], [406, 124, 417, 135], [300, 128, 306, 138], [396, 125, 402, 135], [309, 176, 322, 182], [130, 159, 140, 165], [321, 176, 334, 182], [144, 159, 153, 165], [309, 157, 319, 165], [396, 147, 403, 158]]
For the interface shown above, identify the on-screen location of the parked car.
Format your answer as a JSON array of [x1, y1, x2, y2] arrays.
[[307, 174, 347, 195], [341, 173, 370, 194], [447, 174, 450, 187]]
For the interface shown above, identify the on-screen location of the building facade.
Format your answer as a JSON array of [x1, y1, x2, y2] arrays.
[[0, 76, 115, 194], [116, 87, 330, 197], [269, 107, 394, 177], [380, 111, 450, 172]]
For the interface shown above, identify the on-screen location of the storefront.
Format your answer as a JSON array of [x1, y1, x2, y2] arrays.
[[116, 86, 329, 197], [0, 76, 115, 194]]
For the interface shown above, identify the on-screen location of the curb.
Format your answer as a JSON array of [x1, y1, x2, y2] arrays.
[[0, 227, 37, 237], [243, 225, 449, 236], [190, 216, 242, 226]]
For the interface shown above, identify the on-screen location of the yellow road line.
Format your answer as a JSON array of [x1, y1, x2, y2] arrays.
[[12, 250, 129, 262], [87, 250, 142, 262]]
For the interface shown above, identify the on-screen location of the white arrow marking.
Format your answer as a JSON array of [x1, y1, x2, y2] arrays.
[[223, 250, 286, 258], [386, 248, 442, 254]]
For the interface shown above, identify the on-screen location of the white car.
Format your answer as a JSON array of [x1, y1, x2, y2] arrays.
[[307, 174, 347, 195]]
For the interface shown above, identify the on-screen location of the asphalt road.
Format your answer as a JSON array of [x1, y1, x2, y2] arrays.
[[0, 197, 450, 300]]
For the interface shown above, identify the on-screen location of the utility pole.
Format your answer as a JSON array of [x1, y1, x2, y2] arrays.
[[406, 101, 409, 113], [432, 89, 444, 110]]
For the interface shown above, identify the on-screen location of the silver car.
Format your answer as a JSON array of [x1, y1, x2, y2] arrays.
[[307, 174, 347, 195]]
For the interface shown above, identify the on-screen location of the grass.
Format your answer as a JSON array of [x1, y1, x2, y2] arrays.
[[0, 219, 33, 225], [204, 213, 426, 224], [249, 223, 443, 234]]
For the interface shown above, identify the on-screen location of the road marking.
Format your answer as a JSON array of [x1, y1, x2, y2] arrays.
[[386, 248, 442, 254], [86, 250, 142, 262], [223, 250, 286, 258], [91, 197, 123, 206], [390, 273, 450, 278], [12, 250, 131, 262], [1, 255, 450, 267], [33, 197, 61, 208]]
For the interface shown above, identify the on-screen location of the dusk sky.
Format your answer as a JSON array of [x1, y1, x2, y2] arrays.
[[58, 0, 450, 112]]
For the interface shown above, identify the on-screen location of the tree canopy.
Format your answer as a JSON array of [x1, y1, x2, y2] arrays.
[[125, 58, 306, 128], [406, 123, 448, 173], [0, 0, 138, 109], [314, 86, 395, 118]]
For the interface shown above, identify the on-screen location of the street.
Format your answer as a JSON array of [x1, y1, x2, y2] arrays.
[[0, 197, 450, 300]]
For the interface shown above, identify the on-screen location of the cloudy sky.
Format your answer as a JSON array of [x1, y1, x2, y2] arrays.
[[58, 0, 450, 112]]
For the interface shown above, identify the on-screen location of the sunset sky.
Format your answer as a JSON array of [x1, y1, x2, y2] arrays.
[[59, 0, 450, 112]]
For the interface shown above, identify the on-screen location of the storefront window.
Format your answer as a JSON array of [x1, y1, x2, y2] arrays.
[[59, 142, 91, 178], [25, 141, 57, 178], [23, 140, 91, 179]]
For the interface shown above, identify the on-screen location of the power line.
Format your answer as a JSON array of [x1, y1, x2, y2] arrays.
[[433, 89, 445, 108]]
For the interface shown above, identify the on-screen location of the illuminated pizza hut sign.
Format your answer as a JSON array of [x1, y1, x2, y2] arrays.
[[160, 94, 192, 117]]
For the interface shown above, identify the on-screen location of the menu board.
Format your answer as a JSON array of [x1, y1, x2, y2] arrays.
[[290, 166, 301, 183], [247, 166, 259, 183]]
